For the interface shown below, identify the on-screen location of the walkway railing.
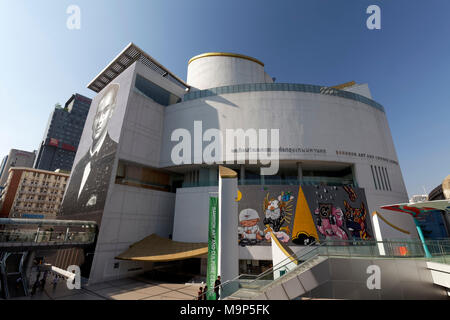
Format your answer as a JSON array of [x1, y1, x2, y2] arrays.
[[216, 239, 450, 300], [0, 229, 96, 246]]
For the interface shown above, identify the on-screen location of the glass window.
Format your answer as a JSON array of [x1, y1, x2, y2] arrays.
[[115, 160, 181, 193], [135, 74, 181, 106]]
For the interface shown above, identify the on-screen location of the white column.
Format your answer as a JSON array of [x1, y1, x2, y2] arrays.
[[240, 165, 245, 184], [218, 166, 238, 285], [297, 162, 303, 181]]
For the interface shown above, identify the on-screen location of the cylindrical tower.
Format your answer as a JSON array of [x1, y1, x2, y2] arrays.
[[187, 52, 271, 90]]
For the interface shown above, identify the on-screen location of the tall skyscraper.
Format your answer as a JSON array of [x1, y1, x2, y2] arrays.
[[34, 94, 92, 172]]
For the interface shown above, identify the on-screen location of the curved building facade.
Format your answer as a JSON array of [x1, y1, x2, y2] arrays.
[[60, 44, 414, 283], [167, 53, 412, 246]]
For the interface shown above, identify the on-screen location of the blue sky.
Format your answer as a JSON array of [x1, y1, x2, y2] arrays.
[[0, 0, 449, 197]]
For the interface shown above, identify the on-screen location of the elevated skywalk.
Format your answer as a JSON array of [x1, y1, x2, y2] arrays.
[[0, 218, 97, 251], [0, 218, 97, 299]]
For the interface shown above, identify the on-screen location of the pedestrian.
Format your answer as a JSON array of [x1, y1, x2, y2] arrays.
[[16, 277, 22, 291], [197, 287, 203, 300], [39, 272, 48, 292], [52, 275, 59, 290], [214, 276, 221, 300], [31, 280, 38, 297], [202, 285, 208, 300]]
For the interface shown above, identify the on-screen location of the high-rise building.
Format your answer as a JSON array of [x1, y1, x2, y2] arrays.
[[34, 94, 92, 172], [0, 155, 8, 188], [0, 167, 69, 219], [0, 149, 36, 190]]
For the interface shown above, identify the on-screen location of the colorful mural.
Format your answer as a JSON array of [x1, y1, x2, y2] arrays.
[[237, 185, 372, 246], [291, 187, 319, 245]]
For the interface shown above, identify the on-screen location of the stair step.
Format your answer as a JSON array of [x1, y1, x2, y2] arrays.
[[227, 255, 327, 300]]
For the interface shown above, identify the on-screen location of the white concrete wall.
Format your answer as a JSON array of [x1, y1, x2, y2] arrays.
[[187, 55, 266, 90], [119, 60, 185, 168], [161, 90, 409, 231], [88, 61, 178, 283], [89, 184, 175, 283], [162, 91, 399, 168], [172, 186, 218, 243]]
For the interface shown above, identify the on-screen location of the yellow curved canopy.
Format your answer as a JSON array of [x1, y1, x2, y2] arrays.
[[115, 234, 208, 262]]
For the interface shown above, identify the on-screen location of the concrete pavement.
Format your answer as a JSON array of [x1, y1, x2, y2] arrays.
[[12, 276, 203, 300]]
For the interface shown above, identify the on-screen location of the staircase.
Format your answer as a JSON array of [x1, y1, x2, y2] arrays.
[[427, 261, 450, 290], [226, 255, 327, 300], [220, 239, 450, 300]]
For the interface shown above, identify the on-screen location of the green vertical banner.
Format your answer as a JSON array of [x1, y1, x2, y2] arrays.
[[206, 196, 219, 300]]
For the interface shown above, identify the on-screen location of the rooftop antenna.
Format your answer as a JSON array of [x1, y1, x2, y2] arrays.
[[422, 186, 427, 196]]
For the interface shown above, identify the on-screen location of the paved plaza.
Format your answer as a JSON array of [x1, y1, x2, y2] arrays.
[[12, 276, 203, 300]]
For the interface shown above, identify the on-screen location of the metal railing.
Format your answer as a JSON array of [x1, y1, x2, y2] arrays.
[[182, 177, 356, 188], [0, 229, 96, 245], [215, 239, 450, 300], [194, 241, 322, 300]]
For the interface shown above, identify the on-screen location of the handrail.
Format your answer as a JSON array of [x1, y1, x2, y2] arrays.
[[247, 243, 324, 285], [214, 238, 450, 299], [255, 241, 322, 280], [212, 242, 325, 299]]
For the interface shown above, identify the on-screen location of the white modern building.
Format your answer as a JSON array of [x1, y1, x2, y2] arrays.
[[59, 43, 415, 285]]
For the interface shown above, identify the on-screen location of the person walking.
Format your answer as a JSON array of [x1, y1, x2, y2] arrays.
[[214, 276, 221, 300], [39, 271, 48, 292], [30, 280, 38, 297], [39, 278, 45, 292], [197, 287, 203, 300], [202, 286, 208, 300], [52, 275, 59, 291]]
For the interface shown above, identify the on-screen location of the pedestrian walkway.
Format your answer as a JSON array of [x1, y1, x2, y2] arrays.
[[12, 276, 202, 300]]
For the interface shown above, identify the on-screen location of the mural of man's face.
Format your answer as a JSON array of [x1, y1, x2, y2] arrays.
[[92, 89, 116, 142]]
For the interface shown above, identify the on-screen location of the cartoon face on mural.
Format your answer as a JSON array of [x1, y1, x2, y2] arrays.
[[343, 200, 371, 240], [238, 209, 264, 246], [263, 192, 294, 243], [314, 203, 348, 240], [265, 198, 281, 220]]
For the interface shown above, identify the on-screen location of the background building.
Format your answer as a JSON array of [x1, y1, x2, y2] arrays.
[[410, 194, 428, 203], [0, 167, 69, 219], [429, 184, 445, 201], [0, 149, 36, 191], [58, 44, 412, 284], [421, 175, 450, 239], [0, 156, 8, 190], [33, 94, 92, 172]]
